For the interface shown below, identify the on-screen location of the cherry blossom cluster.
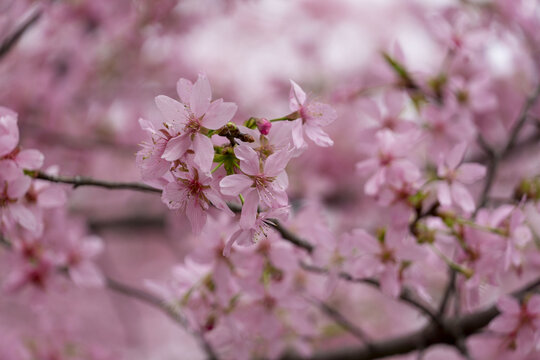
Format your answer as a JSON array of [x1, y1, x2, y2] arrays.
[[137, 74, 336, 238], [134, 2, 540, 359], [0, 107, 104, 293], [2, 0, 540, 359]]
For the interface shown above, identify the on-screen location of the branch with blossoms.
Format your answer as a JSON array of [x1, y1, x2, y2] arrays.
[[5, 1, 540, 359], [16, 69, 540, 359]]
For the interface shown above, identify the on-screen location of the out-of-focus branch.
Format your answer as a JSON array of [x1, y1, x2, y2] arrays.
[[308, 297, 374, 347], [282, 276, 540, 360], [300, 262, 440, 326], [437, 269, 456, 317], [88, 215, 166, 232], [33, 171, 162, 193], [477, 84, 540, 209], [0, 9, 42, 60], [1, 234, 216, 358], [105, 277, 218, 360]]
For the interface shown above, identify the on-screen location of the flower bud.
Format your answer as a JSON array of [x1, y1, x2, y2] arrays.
[[256, 118, 272, 135]]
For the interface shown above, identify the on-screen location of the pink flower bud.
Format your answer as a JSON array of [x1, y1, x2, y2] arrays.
[[256, 118, 272, 135]]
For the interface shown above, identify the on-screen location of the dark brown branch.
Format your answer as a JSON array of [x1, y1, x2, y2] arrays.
[[265, 218, 314, 253], [88, 216, 166, 232], [0, 9, 42, 60], [283, 276, 540, 360], [437, 269, 456, 317], [33, 171, 161, 193]]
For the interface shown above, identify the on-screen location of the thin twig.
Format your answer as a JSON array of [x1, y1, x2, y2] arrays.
[[300, 262, 440, 326], [437, 269, 456, 317], [308, 297, 374, 347], [0, 9, 42, 60], [265, 218, 314, 253], [105, 277, 218, 360], [477, 84, 540, 209], [34, 171, 162, 193]]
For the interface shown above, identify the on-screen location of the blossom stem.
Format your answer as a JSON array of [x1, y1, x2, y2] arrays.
[[211, 162, 223, 174]]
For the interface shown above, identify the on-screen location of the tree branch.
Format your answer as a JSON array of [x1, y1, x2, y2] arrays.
[[105, 277, 218, 360], [33, 171, 161, 193], [0, 9, 42, 60], [300, 262, 440, 326], [282, 276, 540, 360], [477, 84, 540, 209], [308, 297, 374, 347]]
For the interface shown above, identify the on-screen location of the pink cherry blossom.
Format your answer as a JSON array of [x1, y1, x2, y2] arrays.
[[436, 142, 486, 213], [162, 167, 233, 234], [220, 145, 290, 229], [0, 106, 19, 158], [157, 74, 238, 172], [489, 295, 540, 355], [356, 129, 421, 196], [289, 80, 337, 148]]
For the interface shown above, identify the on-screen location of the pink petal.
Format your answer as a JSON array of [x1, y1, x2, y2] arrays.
[[0, 160, 19, 181], [235, 145, 260, 176], [456, 163, 486, 184], [176, 78, 193, 104], [15, 149, 44, 170], [220, 174, 252, 196], [516, 326, 535, 354], [155, 95, 189, 124], [264, 148, 290, 177], [138, 118, 157, 134], [490, 205, 514, 227], [9, 203, 39, 233], [488, 315, 519, 334], [351, 229, 380, 253], [291, 119, 305, 149], [364, 168, 386, 196], [384, 90, 404, 117], [161, 134, 190, 161], [289, 80, 306, 111], [186, 201, 207, 234], [0, 112, 18, 157], [223, 231, 240, 257], [304, 102, 337, 127], [451, 182, 475, 213], [202, 100, 237, 129], [7, 176, 31, 199], [193, 133, 214, 172], [447, 142, 468, 170], [162, 181, 187, 209], [497, 296, 521, 314], [190, 74, 212, 118], [205, 188, 234, 216], [304, 125, 333, 147], [437, 182, 452, 207], [240, 190, 258, 229]]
